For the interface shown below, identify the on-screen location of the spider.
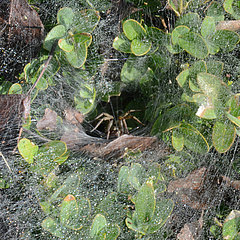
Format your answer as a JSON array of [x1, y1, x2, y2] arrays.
[[91, 110, 144, 139]]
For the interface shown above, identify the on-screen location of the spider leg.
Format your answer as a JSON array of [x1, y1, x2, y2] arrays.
[[131, 116, 145, 126], [91, 118, 105, 132], [122, 119, 129, 134], [106, 120, 113, 140]]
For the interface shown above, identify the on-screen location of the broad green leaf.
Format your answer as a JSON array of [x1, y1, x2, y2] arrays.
[[212, 121, 236, 153], [41, 217, 65, 238], [178, 32, 209, 59], [181, 124, 209, 154], [121, 55, 150, 83], [73, 32, 92, 47], [131, 38, 152, 56], [226, 112, 240, 127], [227, 94, 240, 117], [75, 9, 100, 33], [206, 60, 224, 77], [151, 104, 193, 134], [211, 30, 240, 52], [189, 60, 207, 81], [146, 199, 174, 234], [128, 163, 145, 190], [176, 12, 201, 32], [201, 16, 216, 38], [74, 82, 96, 114], [172, 130, 184, 151], [38, 140, 67, 162], [44, 25, 66, 51], [58, 38, 74, 52], [123, 19, 146, 40], [117, 166, 131, 193], [113, 33, 132, 53], [97, 224, 120, 240], [39, 201, 52, 215], [44, 171, 58, 188], [57, 7, 74, 29], [135, 180, 155, 224], [222, 210, 240, 239], [90, 214, 107, 238], [224, 0, 240, 19], [18, 138, 38, 164], [171, 25, 190, 45], [207, 1, 225, 21], [60, 195, 90, 230], [204, 38, 220, 55], [194, 94, 217, 119], [197, 72, 221, 97], [189, 80, 201, 92], [65, 42, 87, 68], [8, 83, 22, 94]]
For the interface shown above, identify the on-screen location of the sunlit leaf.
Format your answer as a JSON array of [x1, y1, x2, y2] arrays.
[[18, 138, 38, 164], [178, 32, 209, 59], [44, 25, 66, 52], [176, 69, 189, 87], [90, 214, 107, 238], [128, 163, 145, 190], [223, 0, 240, 19], [222, 210, 240, 239], [171, 25, 190, 45], [58, 38, 74, 52], [8, 83, 22, 94], [57, 7, 74, 29], [226, 111, 240, 127], [212, 121, 236, 153], [207, 1, 225, 21], [41, 217, 65, 238], [131, 38, 152, 56], [201, 16, 216, 38], [172, 130, 184, 151], [113, 33, 132, 53], [123, 19, 146, 40], [135, 180, 155, 224]]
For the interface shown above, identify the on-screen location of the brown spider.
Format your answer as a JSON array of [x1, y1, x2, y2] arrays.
[[91, 110, 144, 139]]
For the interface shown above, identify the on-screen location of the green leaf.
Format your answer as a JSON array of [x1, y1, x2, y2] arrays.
[[44, 25, 66, 51], [180, 123, 209, 154], [75, 9, 100, 33], [117, 166, 131, 193], [222, 210, 240, 239], [123, 19, 146, 40], [201, 16, 216, 39], [211, 30, 240, 52], [146, 199, 174, 234], [206, 60, 224, 77], [171, 25, 190, 45], [41, 217, 65, 238], [168, 0, 189, 16], [172, 130, 184, 151], [57, 7, 74, 29], [97, 224, 121, 240], [131, 38, 152, 56], [176, 12, 201, 32], [18, 138, 38, 164], [226, 112, 240, 127], [121, 55, 150, 83], [207, 1, 225, 21], [135, 180, 155, 224], [197, 72, 221, 97], [178, 32, 209, 59], [224, 0, 240, 19], [8, 83, 22, 94], [176, 69, 189, 87], [212, 121, 236, 153], [74, 82, 96, 114], [128, 163, 145, 190], [113, 33, 132, 53], [65, 42, 87, 68], [90, 214, 107, 238], [60, 195, 90, 230], [58, 38, 74, 52]]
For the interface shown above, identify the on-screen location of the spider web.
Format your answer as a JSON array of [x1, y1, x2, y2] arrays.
[[0, 0, 240, 239]]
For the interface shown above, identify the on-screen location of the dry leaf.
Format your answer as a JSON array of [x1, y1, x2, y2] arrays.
[[37, 108, 58, 131]]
